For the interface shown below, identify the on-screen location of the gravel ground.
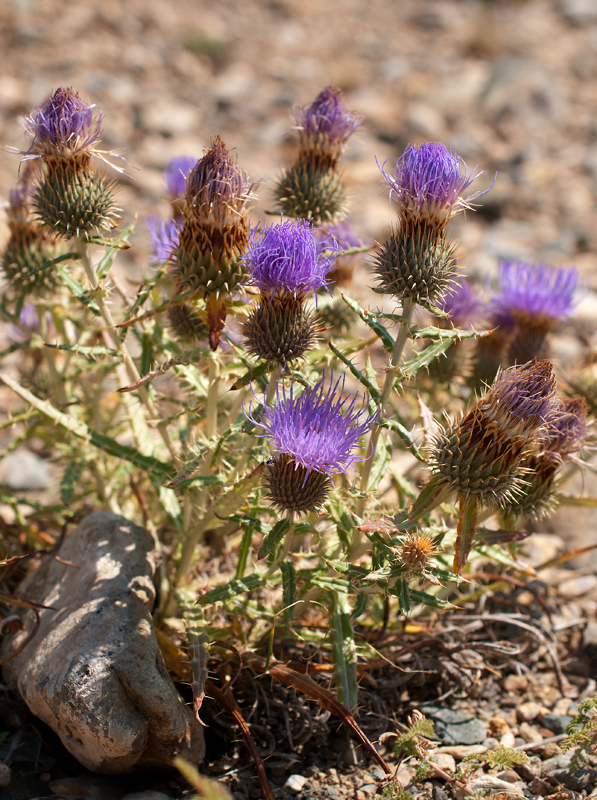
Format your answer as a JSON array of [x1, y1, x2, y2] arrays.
[[1, 0, 597, 798]]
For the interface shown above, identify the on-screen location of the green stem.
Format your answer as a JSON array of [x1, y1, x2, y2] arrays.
[[354, 297, 415, 523], [76, 238, 177, 460], [37, 306, 68, 406], [264, 513, 295, 578], [265, 362, 282, 406], [205, 354, 220, 440]]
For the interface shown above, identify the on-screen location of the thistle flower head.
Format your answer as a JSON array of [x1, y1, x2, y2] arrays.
[[493, 260, 579, 332], [25, 87, 103, 158], [173, 137, 258, 348], [425, 360, 560, 510], [481, 359, 559, 433], [379, 142, 486, 226], [246, 373, 377, 513], [244, 218, 337, 297], [164, 155, 196, 198], [500, 395, 588, 525], [293, 86, 362, 149], [146, 216, 180, 265], [544, 396, 588, 458], [436, 280, 485, 329], [399, 532, 437, 572], [186, 136, 256, 222], [1, 166, 64, 296], [371, 221, 460, 308]]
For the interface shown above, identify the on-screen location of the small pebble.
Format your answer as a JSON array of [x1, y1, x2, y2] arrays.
[[558, 574, 597, 597], [283, 775, 306, 794], [356, 784, 376, 796], [535, 741, 562, 758], [488, 717, 512, 738], [519, 721, 541, 742], [429, 753, 456, 773], [497, 769, 524, 784], [500, 731, 516, 748], [552, 697, 573, 716], [516, 701, 545, 722], [515, 755, 543, 781], [502, 674, 529, 693]]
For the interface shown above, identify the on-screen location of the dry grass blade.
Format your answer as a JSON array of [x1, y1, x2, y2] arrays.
[[206, 679, 277, 800], [244, 653, 393, 775]]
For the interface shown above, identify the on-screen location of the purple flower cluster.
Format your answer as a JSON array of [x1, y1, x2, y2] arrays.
[[146, 216, 180, 264], [164, 155, 196, 197], [379, 142, 485, 223], [293, 86, 362, 146], [436, 280, 485, 329], [247, 374, 377, 478], [244, 218, 337, 297], [493, 260, 579, 325], [25, 87, 103, 156]]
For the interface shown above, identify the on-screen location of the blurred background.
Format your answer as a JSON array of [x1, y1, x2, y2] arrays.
[[1, 0, 597, 284]]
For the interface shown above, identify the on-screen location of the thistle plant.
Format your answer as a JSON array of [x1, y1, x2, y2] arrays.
[[0, 86, 593, 761], [274, 85, 361, 224]]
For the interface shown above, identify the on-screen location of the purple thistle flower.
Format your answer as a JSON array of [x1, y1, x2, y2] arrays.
[[164, 155, 196, 197], [493, 260, 579, 327], [247, 373, 377, 478], [436, 280, 485, 329], [545, 396, 588, 458], [378, 142, 488, 224], [25, 87, 103, 157], [484, 359, 560, 430], [293, 86, 362, 146], [244, 218, 338, 296], [146, 216, 180, 264]]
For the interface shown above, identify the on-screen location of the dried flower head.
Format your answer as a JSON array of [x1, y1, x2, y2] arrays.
[[173, 136, 258, 348], [378, 142, 487, 227], [246, 374, 377, 514], [399, 532, 437, 572], [412, 360, 560, 518], [501, 396, 589, 524]]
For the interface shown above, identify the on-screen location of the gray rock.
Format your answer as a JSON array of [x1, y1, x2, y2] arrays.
[[515, 755, 542, 781], [541, 713, 574, 734], [1, 512, 204, 773], [0, 449, 51, 490], [423, 706, 487, 745]]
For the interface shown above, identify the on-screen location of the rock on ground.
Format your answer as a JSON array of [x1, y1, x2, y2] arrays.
[[1, 512, 204, 773]]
